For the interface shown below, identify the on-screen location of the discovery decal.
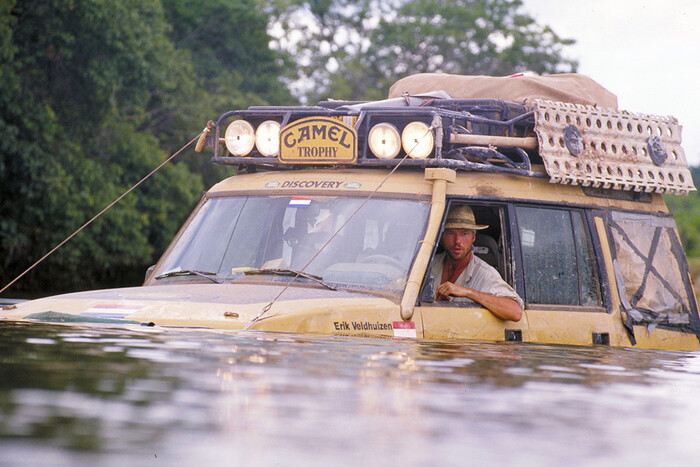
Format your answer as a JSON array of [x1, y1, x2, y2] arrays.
[[263, 180, 362, 189], [281, 180, 343, 189]]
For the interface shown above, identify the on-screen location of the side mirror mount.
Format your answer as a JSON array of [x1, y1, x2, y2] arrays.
[[420, 273, 434, 303], [144, 265, 156, 283]]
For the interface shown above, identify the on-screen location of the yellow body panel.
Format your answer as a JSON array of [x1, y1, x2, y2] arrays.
[[1, 285, 407, 338], [250, 298, 408, 338], [524, 308, 624, 346], [630, 326, 700, 351], [418, 305, 529, 342], [208, 168, 670, 214]]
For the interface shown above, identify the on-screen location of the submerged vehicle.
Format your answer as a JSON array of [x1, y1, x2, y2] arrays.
[[3, 73, 699, 350]]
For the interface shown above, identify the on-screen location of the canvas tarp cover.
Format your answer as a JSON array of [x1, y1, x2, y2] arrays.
[[388, 73, 618, 109]]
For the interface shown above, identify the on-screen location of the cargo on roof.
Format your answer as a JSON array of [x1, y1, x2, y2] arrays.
[[388, 73, 619, 108]]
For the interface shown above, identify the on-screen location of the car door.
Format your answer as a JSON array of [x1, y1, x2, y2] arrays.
[[415, 201, 529, 342], [512, 205, 615, 346]]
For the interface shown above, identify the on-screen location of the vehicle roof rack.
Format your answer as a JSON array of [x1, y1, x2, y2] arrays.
[[533, 100, 694, 194], [210, 97, 539, 175], [206, 94, 696, 195]]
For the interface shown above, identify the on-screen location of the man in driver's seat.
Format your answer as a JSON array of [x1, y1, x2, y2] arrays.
[[432, 205, 523, 322]]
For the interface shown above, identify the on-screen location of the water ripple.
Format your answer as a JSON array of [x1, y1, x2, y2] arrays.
[[1, 322, 699, 465]]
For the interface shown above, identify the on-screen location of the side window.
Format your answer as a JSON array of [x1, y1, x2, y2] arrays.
[[609, 211, 693, 320], [423, 203, 509, 304], [516, 206, 601, 306]]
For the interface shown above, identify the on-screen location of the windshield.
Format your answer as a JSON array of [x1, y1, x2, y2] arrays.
[[154, 195, 430, 292]]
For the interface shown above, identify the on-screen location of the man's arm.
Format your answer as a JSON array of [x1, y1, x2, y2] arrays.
[[436, 281, 523, 322]]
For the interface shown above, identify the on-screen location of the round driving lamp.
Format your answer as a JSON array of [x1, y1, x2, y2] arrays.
[[224, 120, 255, 156], [255, 120, 281, 157], [402, 121, 434, 159], [368, 123, 401, 159]]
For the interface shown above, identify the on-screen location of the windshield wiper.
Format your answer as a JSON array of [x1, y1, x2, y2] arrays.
[[244, 268, 337, 291], [154, 269, 222, 284]]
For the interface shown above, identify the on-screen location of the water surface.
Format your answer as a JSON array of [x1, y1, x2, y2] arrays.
[[1, 321, 699, 465]]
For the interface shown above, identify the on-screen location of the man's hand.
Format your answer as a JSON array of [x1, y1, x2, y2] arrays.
[[436, 281, 465, 299], [437, 281, 522, 322]]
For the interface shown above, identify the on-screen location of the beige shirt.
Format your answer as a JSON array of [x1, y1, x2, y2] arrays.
[[431, 252, 524, 309]]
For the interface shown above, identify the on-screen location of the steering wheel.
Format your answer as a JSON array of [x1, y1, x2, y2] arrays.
[[359, 254, 404, 270]]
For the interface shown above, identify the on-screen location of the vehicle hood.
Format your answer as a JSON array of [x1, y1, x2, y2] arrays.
[[1, 283, 400, 331]]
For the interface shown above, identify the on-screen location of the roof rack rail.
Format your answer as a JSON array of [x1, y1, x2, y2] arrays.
[[210, 98, 540, 176], [204, 96, 695, 194]]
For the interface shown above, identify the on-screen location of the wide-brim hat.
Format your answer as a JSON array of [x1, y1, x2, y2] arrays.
[[444, 205, 488, 230]]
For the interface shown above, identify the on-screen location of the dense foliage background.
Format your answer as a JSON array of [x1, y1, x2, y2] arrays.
[[0, 0, 294, 292], [0, 0, 697, 294]]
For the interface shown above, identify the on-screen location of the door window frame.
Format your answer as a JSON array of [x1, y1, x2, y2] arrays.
[[509, 203, 609, 312], [419, 198, 513, 306]]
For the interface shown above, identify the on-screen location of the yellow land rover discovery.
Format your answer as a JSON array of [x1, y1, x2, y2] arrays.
[[4, 74, 698, 350]]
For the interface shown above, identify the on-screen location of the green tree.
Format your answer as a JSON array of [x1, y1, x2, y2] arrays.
[[0, 0, 290, 293], [160, 0, 295, 187], [665, 166, 700, 257], [0, 0, 199, 291], [268, 0, 577, 103]]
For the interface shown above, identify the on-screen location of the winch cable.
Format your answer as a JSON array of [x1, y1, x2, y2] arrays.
[[244, 117, 441, 330], [0, 128, 209, 296]]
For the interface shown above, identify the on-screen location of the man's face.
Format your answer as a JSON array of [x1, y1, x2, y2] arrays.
[[441, 228, 475, 261]]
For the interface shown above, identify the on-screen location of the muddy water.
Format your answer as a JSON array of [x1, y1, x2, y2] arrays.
[[1, 321, 699, 465]]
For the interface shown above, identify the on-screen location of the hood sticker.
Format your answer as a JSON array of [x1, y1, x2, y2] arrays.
[[392, 321, 417, 339], [81, 303, 144, 319]]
